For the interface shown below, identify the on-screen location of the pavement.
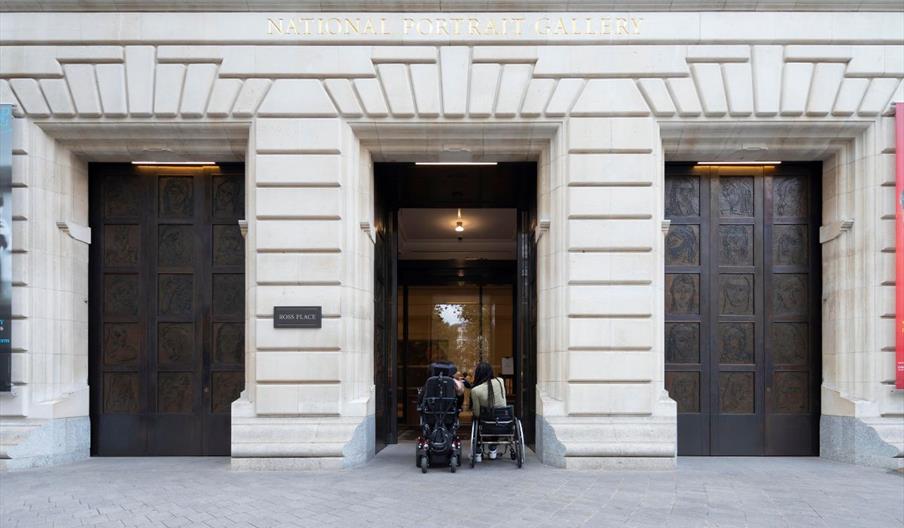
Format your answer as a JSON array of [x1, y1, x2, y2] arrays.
[[1, 443, 902, 528]]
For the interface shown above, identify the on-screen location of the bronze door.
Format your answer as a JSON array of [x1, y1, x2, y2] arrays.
[[665, 163, 820, 456], [89, 164, 245, 456]]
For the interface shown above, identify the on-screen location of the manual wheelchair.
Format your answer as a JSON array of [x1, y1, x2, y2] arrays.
[[468, 405, 525, 468]]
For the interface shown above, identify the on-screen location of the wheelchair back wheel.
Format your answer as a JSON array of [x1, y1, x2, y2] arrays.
[[515, 418, 525, 468], [469, 420, 478, 468]]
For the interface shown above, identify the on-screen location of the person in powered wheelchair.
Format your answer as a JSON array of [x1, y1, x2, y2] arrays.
[[468, 361, 525, 468], [416, 361, 464, 473]]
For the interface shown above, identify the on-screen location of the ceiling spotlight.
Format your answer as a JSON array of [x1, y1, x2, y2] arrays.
[[455, 221, 464, 233]]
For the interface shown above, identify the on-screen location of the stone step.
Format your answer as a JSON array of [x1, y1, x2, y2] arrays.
[[0, 421, 46, 459]]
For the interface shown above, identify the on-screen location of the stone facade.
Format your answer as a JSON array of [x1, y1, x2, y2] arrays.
[[0, 5, 902, 470]]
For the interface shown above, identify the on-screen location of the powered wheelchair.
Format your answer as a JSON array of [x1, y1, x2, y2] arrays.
[[469, 404, 525, 468]]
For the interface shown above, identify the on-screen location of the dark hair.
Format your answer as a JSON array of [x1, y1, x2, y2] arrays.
[[472, 361, 497, 408], [428, 360, 456, 377]]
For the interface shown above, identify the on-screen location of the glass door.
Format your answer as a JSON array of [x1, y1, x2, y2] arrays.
[[398, 284, 514, 428]]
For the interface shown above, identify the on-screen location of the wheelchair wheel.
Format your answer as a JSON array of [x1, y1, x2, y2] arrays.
[[515, 418, 525, 468], [450, 455, 457, 473], [469, 420, 478, 468], [420, 455, 428, 473], [416, 453, 421, 468]]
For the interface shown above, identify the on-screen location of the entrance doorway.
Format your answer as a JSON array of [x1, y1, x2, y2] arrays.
[[373, 163, 537, 453], [89, 163, 245, 455], [664, 162, 821, 456]]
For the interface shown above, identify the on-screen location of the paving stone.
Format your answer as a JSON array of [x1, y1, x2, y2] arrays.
[[1, 445, 902, 528]]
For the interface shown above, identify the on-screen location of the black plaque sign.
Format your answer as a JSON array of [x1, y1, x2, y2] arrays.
[[0, 105, 12, 392], [273, 306, 322, 328]]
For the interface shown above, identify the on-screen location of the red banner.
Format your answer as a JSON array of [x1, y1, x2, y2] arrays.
[[896, 102, 904, 389]]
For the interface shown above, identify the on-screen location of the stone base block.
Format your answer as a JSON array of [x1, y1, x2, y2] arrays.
[[230, 457, 344, 471], [0, 416, 90, 472], [821, 414, 904, 471], [564, 456, 676, 470]]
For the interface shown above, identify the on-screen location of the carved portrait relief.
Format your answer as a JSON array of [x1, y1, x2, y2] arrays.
[[666, 274, 700, 315], [665, 176, 700, 217], [666, 323, 700, 364], [159, 177, 193, 218], [666, 225, 699, 266], [773, 225, 807, 266], [774, 176, 807, 217], [719, 177, 753, 217], [773, 274, 808, 316], [719, 274, 754, 315], [719, 225, 753, 266]]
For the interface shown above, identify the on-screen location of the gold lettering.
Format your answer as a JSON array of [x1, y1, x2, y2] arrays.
[[511, 17, 525, 35], [317, 18, 325, 35], [380, 18, 390, 35], [266, 17, 284, 35], [435, 18, 450, 36], [600, 17, 611, 35], [584, 18, 594, 35], [344, 18, 360, 34], [299, 18, 313, 35], [570, 18, 579, 35], [403, 17, 416, 34], [554, 18, 569, 35], [616, 17, 629, 35], [450, 18, 464, 35], [468, 18, 480, 35], [362, 18, 376, 34], [286, 18, 299, 35], [631, 17, 643, 35], [416, 18, 433, 35], [484, 19, 498, 36], [535, 17, 550, 35], [326, 18, 342, 35]]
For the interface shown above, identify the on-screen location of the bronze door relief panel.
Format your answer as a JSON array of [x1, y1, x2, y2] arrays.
[[665, 163, 820, 456], [90, 164, 245, 456]]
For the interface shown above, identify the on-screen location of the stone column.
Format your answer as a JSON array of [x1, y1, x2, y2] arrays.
[[537, 117, 676, 469]]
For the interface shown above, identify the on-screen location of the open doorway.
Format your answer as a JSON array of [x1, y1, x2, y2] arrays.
[[373, 163, 537, 453]]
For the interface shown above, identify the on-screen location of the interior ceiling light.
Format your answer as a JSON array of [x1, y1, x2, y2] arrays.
[[696, 161, 781, 166], [415, 162, 498, 166], [131, 161, 216, 166], [455, 209, 465, 233]]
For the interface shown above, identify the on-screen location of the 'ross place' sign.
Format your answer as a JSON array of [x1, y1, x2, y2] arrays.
[[273, 306, 322, 329]]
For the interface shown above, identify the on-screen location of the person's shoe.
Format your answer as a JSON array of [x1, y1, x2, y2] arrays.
[[474, 453, 482, 463], [489, 448, 497, 460]]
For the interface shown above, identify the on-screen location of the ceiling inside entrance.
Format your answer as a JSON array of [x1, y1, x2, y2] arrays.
[[398, 208, 516, 261]]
